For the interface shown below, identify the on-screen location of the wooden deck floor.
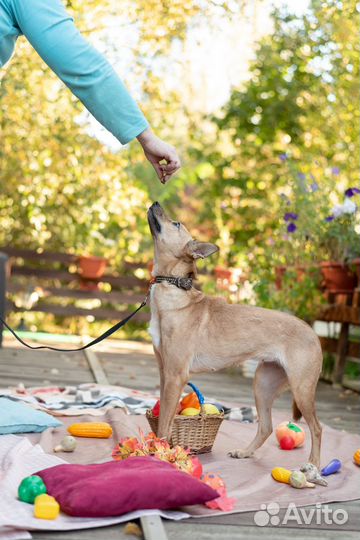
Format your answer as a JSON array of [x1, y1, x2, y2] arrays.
[[0, 335, 359, 540]]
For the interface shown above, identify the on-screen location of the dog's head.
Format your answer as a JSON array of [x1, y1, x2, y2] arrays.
[[147, 202, 219, 277]]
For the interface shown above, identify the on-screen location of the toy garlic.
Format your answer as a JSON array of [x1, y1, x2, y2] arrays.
[[54, 435, 77, 453], [300, 463, 328, 487], [289, 471, 315, 489]]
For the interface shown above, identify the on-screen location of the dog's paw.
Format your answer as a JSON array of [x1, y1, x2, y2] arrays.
[[228, 448, 254, 459]]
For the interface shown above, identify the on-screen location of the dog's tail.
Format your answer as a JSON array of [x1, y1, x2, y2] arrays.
[[292, 399, 302, 421]]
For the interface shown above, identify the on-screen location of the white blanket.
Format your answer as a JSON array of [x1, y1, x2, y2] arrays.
[[0, 434, 189, 540]]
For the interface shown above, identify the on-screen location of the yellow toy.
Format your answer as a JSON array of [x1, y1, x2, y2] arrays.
[[353, 449, 360, 466], [271, 467, 292, 484], [68, 422, 113, 438], [34, 494, 60, 520], [180, 407, 200, 416]]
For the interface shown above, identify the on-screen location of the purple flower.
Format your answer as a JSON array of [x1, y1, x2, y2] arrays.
[[279, 153, 288, 162], [345, 187, 360, 198], [325, 215, 334, 222], [297, 173, 306, 180], [284, 212, 298, 221], [332, 166, 340, 175], [310, 182, 319, 192], [287, 223, 297, 233]]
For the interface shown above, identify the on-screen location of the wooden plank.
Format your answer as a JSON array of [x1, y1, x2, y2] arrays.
[[140, 515, 168, 540], [0, 252, 9, 347], [83, 347, 109, 385], [0, 246, 77, 264], [7, 301, 150, 322], [11, 265, 147, 288], [82, 347, 167, 540], [320, 336, 360, 358], [319, 304, 360, 325], [7, 282, 146, 304], [333, 322, 350, 385]]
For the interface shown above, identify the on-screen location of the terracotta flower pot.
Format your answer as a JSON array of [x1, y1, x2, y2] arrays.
[[350, 258, 360, 285], [275, 265, 307, 290], [215, 267, 242, 291], [320, 261, 357, 293], [77, 255, 108, 279]]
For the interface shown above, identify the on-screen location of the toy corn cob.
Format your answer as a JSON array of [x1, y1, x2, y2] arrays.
[[68, 422, 113, 438]]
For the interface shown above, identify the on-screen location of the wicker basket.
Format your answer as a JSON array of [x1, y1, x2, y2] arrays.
[[145, 383, 224, 454]]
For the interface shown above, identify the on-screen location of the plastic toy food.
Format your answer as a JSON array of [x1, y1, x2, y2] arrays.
[[289, 471, 315, 489], [152, 400, 160, 417], [300, 463, 328, 486], [18, 475, 47, 503], [68, 422, 113, 438], [34, 494, 60, 520], [321, 459, 342, 476], [191, 457, 203, 479], [276, 421, 305, 448], [353, 449, 360, 466], [202, 473, 236, 511], [202, 404, 220, 415], [54, 435, 77, 453], [271, 467, 292, 484], [180, 392, 201, 411], [279, 436, 295, 450], [180, 407, 200, 416]]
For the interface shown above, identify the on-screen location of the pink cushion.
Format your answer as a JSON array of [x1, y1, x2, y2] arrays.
[[36, 456, 218, 517]]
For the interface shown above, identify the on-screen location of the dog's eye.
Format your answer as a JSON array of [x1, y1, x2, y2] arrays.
[[172, 222, 181, 229]]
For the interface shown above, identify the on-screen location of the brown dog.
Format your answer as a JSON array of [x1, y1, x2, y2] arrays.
[[147, 202, 322, 467]]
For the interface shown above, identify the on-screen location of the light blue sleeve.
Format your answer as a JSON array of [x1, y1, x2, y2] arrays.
[[10, 0, 149, 144]]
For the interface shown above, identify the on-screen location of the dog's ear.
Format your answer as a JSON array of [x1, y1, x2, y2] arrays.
[[184, 240, 219, 260]]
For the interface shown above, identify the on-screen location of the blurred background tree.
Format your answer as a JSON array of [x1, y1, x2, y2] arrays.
[[0, 0, 359, 323]]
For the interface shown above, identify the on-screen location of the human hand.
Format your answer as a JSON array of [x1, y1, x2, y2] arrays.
[[137, 129, 181, 183]]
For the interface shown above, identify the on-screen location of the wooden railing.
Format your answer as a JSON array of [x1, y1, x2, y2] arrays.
[[0, 247, 151, 346]]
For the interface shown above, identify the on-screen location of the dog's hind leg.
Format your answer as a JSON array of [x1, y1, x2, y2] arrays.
[[286, 348, 322, 468], [229, 360, 288, 459]]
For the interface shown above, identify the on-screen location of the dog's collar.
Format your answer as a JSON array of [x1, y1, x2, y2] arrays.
[[150, 276, 193, 290]]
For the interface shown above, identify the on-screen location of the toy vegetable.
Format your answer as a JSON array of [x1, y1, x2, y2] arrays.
[[289, 471, 315, 489], [18, 475, 47, 504], [300, 463, 328, 486], [34, 494, 60, 520], [276, 421, 305, 448], [191, 457, 203, 479], [54, 435, 77, 453], [271, 467, 292, 484], [321, 459, 341, 476], [279, 436, 295, 450], [353, 449, 360, 466], [152, 400, 160, 417], [180, 391, 201, 411], [68, 422, 113, 438]]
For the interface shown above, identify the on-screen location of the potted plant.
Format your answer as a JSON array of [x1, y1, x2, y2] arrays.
[[275, 156, 359, 293], [319, 188, 360, 292], [77, 231, 113, 285]]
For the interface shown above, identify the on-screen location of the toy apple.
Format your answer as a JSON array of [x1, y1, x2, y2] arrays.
[[280, 436, 295, 450], [276, 421, 305, 448]]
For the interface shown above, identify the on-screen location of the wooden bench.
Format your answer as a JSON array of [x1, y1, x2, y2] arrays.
[[317, 289, 360, 386], [0, 247, 151, 346]]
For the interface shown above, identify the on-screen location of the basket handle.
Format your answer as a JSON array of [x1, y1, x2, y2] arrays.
[[187, 382, 206, 416]]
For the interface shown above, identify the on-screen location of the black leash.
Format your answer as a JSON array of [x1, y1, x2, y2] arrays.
[[0, 296, 148, 352], [0, 274, 193, 353]]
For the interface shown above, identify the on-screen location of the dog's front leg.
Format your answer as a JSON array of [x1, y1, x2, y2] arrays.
[[157, 358, 189, 440]]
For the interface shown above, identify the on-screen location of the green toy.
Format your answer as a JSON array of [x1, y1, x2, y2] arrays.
[[18, 475, 47, 503]]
